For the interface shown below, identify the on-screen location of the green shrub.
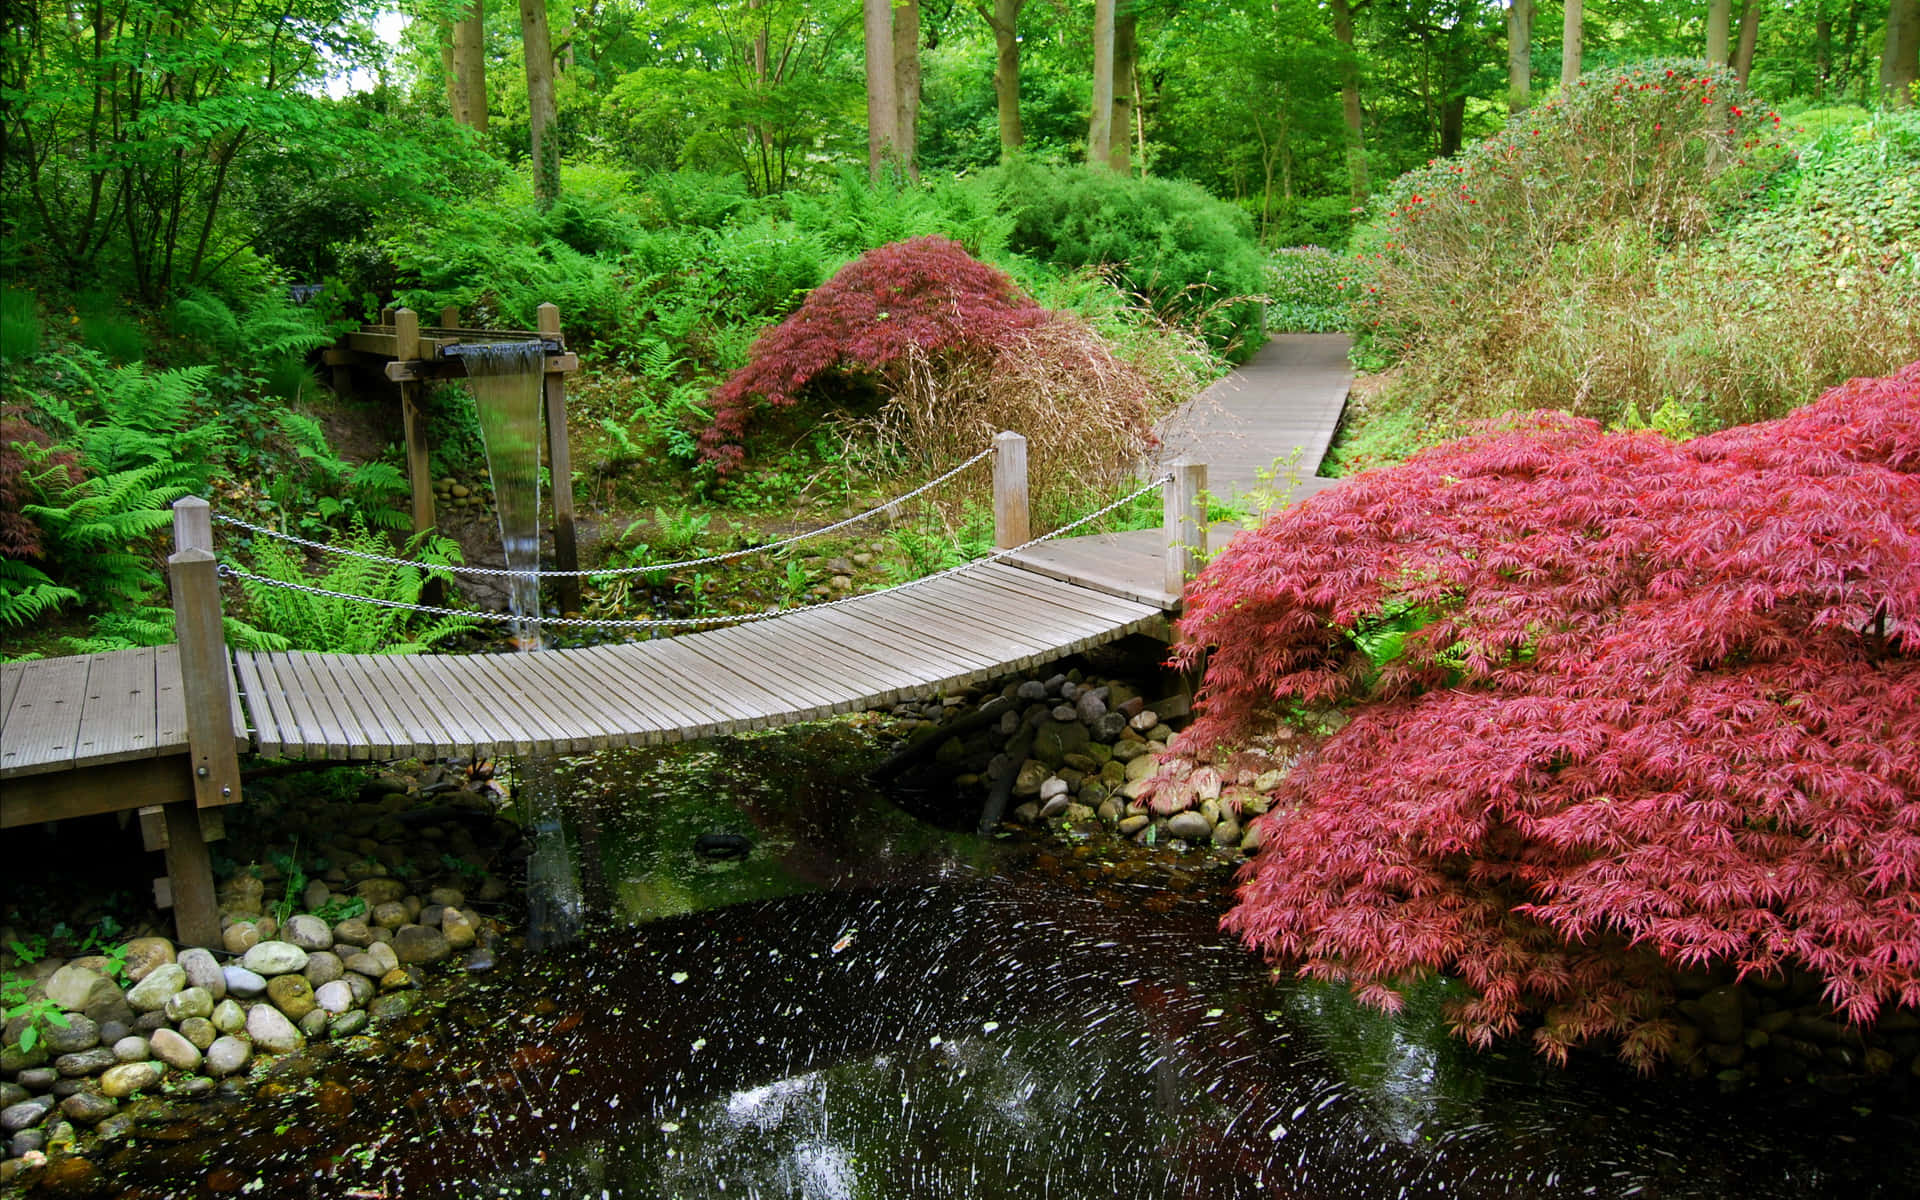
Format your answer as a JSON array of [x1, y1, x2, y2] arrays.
[[76, 293, 146, 364], [1, 288, 41, 362], [985, 160, 1268, 360], [234, 520, 476, 654], [1265, 247, 1352, 333]]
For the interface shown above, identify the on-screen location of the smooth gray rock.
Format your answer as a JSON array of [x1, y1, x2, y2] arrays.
[[43, 965, 114, 1013], [41, 1014, 100, 1055], [204, 1036, 251, 1078], [176, 949, 226, 1000], [148, 1029, 202, 1073], [1165, 811, 1213, 842], [98, 1061, 164, 1098], [53, 1047, 117, 1077], [303, 951, 345, 987], [59, 1091, 116, 1125], [177, 1017, 217, 1051], [222, 965, 268, 999], [0, 1095, 55, 1132], [313, 980, 356, 1014], [210, 999, 247, 1033], [110, 1036, 150, 1063], [282, 915, 334, 951], [123, 964, 187, 1013], [164, 986, 214, 1023], [246, 1003, 304, 1054], [240, 941, 309, 977]]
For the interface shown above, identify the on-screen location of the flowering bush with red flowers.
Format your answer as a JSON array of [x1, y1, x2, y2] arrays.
[[1166, 364, 1920, 1070]]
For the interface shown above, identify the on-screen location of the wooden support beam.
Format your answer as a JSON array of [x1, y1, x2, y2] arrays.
[[538, 303, 580, 612], [167, 498, 239, 948], [384, 352, 578, 382], [1163, 460, 1206, 599], [439, 305, 461, 330], [0, 756, 193, 828], [993, 431, 1029, 550]]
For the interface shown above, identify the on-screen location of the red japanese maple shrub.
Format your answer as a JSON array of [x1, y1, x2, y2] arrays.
[[1168, 363, 1919, 1069], [698, 236, 1164, 490]]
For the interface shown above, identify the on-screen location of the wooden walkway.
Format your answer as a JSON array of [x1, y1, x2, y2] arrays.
[[1007, 333, 1353, 605]]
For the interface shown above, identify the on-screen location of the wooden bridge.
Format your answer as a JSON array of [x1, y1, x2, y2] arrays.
[[0, 334, 1350, 944]]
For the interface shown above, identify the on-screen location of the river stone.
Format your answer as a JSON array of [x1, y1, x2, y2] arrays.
[[147, 1029, 201, 1073], [267, 975, 317, 1021], [133, 1010, 168, 1033], [201, 1004, 243, 1040], [204, 1037, 251, 1078], [58, 1089, 118, 1126], [379, 967, 418, 992], [462, 946, 496, 974], [122, 964, 185, 1013], [300, 1009, 331, 1038], [164, 987, 214, 1024], [331, 917, 373, 948], [222, 966, 267, 999], [178, 1019, 215, 1052], [110, 1036, 149, 1064], [1016, 680, 1048, 702], [1097, 797, 1124, 822], [1211, 817, 1243, 847], [301, 879, 333, 912], [112, 938, 169, 984], [355, 878, 407, 905], [1240, 824, 1266, 852], [426, 886, 466, 908], [1038, 777, 1070, 802], [1165, 811, 1213, 841], [366, 941, 400, 973], [54, 1046, 117, 1077], [282, 915, 334, 951], [1075, 692, 1108, 724], [330, 1010, 370, 1038], [1012, 760, 1050, 797], [303, 951, 345, 988], [1117, 815, 1151, 836], [344, 952, 385, 980], [44, 965, 114, 1014], [370, 901, 409, 930], [246, 1004, 303, 1054], [1124, 754, 1159, 783], [1038, 794, 1072, 820], [174, 949, 225, 1001], [1110, 739, 1149, 763], [366, 994, 412, 1022], [1033, 720, 1090, 765], [98, 1062, 164, 1098], [222, 921, 262, 955], [241, 941, 309, 977], [1012, 802, 1040, 824], [42, 1014, 100, 1055], [1, 1096, 55, 1132], [1691, 986, 1745, 1044], [313, 980, 357, 1014], [441, 909, 477, 951]]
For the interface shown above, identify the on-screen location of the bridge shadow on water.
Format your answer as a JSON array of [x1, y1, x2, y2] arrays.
[[101, 727, 1918, 1199]]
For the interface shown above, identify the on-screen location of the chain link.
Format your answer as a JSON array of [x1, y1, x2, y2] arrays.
[[217, 473, 1174, 634], [211, 445, 997, 580]]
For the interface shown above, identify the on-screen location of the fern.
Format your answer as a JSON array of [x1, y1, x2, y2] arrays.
[[20, 455, 190, 605], [0, 559, 81, 627], [170, 288, 333, 361], [236, 520, 478, 653]]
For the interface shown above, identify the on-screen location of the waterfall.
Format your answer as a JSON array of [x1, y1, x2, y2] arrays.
[[463, 341, 547, 650]]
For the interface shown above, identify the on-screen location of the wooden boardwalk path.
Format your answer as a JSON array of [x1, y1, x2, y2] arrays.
[[1006, 333, 1353, 605]]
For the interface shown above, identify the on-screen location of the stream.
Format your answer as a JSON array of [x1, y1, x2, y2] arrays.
[[90, 724, 1918, 1199]]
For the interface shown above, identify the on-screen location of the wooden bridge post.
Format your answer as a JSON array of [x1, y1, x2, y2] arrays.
[[538, 302, 581, 613], [993, 431, 1029, 549], [394, 308, 438, 540], [165, 498, 239, 948], [1163, 459, 1207, 598]]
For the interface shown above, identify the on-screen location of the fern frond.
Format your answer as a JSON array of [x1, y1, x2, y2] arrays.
[[0, 559, 82, 626]]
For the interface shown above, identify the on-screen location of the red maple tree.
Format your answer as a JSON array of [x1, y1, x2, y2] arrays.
[[699, 236, 1050, 475], [1168, 364, 1919, 1068]]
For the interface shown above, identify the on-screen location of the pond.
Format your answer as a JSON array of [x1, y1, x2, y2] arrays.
[[91, 724, 1918, 1199]]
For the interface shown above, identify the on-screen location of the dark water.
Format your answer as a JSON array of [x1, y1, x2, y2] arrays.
[[94, 727, 1918, 1199]]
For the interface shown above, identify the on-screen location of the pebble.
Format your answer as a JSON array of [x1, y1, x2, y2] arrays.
[[222, 922, 262, 955], [282, 914, 334, 951], [205, 1037, 251, 1078], [246, 1005, 303, 1055], [314, 980, 357, 1013], [0, 1096, 55, 1132], [241, 941, 310, 977], [118, 937, 176, 983], [44, 965, 114, 1013], [177, 948, 226, 1000], [211, 999, 248, 1033], [1165, 811, 1213, 841], [148, 1029, 202, 1072], [223, 966, 268, 999], [54, 1048, 117, 1078], [178, 1017, 217, 1050], [303, 951, 346, 987], [267, 975, 317, 1021], [393, 925, 451, 965], [164, 986, 214, 1023], [110, 1036, 150, 1064], [124, 964, 186, 1012], [98, 1061, 164, 1098], [42, 1014, 100, 1055], [59, 1092, 117, 1125]]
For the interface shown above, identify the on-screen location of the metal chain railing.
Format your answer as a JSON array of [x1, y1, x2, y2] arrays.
[[216, 472, 1173, 633], [210, 445, 998, 580]]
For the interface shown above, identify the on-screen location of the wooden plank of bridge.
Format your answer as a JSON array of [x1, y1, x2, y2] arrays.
[[869, 586, 1057, 673], [639, 636, 787, 730], [231, 652, 290, 757], [798, 598, 1003, 689], [926, 573, 1131, 648], [678, 623, 849, 718], [709, 615, 908, 712], [413, 653, 539, 758], [0, 655, 89, 776], [267, 652, 350, 760], [310, 655, 403, 760], [464, 651, 602, 755], [942, 568, 1167, 647], [1, 659, 24, 725], [72, 647, 160, 767], [560, 641, 718, 744], [490, 649, 636, 753], [154, 645, 186, 749], [377, 653, 490, 758]]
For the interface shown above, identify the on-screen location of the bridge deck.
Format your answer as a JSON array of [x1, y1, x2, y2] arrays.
[[1, 564, 1164, 801]]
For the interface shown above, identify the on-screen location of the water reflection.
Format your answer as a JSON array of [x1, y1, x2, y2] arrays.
[[97, 730, 1917, 1198]]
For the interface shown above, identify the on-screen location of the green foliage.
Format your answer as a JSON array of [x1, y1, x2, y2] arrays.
[[268, 411, 411, 533], [1264, 247, 1352, 333], [0, 559, 81, 629], [1, 972, 69, 1055], [75, 293, 147, 364], [1, 289, 41, 362], [234, 520, 478, 654], [986, 160, 1268, 359]]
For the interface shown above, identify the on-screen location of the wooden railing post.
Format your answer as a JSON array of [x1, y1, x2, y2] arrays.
[[538, 302, 581, 613], [1163, 460, 1207, 598], [166, 497, 237, 947], [993, 431, 1029, 550], [393, 308, 437, 541]]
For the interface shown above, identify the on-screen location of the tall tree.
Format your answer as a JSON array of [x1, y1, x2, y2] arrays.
[[894, 0, 922, 179], [520, 0, 559, 206], [1707, 0, 1732, 63], [864, 0, 900, 179], [1506, 0, 1533, 112], [1110, 4, 1138, 173], [970, 0, 1028, 155], [1090, 0, 1117, 165], [1561, 0, 1583, 86], [1330, 0, 1368, 206], [451, 0, 490, 130], [1733, 0, 1762, 81], [1886, 0, 1920, 104]]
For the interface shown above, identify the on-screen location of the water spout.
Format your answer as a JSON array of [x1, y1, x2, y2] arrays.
[[463, 341, 547, 650]]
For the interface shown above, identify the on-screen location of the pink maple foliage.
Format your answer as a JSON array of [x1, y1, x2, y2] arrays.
[[698, 236, 1051, 475], [1170, 363, 1920, 1069]]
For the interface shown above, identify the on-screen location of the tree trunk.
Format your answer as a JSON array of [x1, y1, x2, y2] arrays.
[[894, 0, 921, 180], [1707, 0, 1731, 65], [1561, 0, 1583, 86], [1886, 0, 1920, 105], [1816, 16, 1833, 96], [1089, 0, 1115, 166], [1109, 7, 1136, 173], [1439, 91, 1466, 156], [520, 0, 559, 206], [1506, 0, 1533, 112], [864, 0, 898, 180], [1329, 0, 1368, 207], [451, 0, 488, 131], [1733, 0, 1762, 82], [972, 0, 1026, 155]]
